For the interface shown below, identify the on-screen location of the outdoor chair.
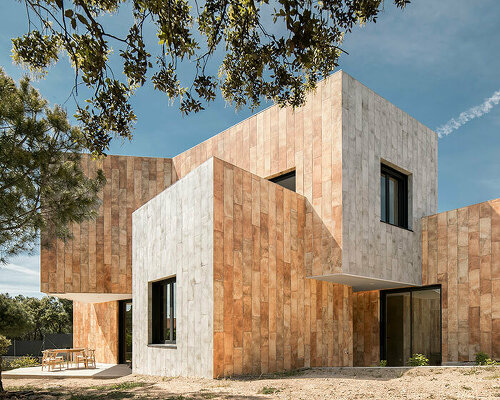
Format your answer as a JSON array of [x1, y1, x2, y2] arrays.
[[75, 348, 96, 369], [41, 350, 64, 372]]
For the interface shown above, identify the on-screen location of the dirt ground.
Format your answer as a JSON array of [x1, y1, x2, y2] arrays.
[[2, 366, 500, 399]]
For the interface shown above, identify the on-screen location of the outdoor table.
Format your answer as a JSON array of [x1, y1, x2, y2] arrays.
[[50, 348, 85, 368]]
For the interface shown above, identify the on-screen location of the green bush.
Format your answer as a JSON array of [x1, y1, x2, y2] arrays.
[[407, 353, 429, 366], [379, 360, 387, 367], [2, 355, 40, 370], [475, 352, 498, 366], [259, 387, 281, 394]]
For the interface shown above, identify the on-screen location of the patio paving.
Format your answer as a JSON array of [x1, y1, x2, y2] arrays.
[[3, 363, 132, 379]]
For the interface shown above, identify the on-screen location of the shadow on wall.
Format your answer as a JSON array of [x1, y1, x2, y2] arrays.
[[304, 201, 342, 277], [74, 301, 119, 364]]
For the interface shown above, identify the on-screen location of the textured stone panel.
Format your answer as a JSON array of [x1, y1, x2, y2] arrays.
[[73, 300, 119, 364], [422, 198, 500, 362], [132, 159, 214, 378], [41, 155, 176, 295], [340, 73, 438, 285], [352, 290, 379, 367], [173, 73, 344, 279], [212, 158, 353, 377]]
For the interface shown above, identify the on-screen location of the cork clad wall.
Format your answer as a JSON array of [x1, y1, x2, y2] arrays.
[[213, 158, 353, 377], [352, 291, 380, 367], [174, 72, 344, 278], [40, 154, 176, 295], [422, 198, 500, 362], [73, 300, 119, 364]]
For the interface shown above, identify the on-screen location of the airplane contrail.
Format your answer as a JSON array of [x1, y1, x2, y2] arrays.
[[436, 89, 500, 138]]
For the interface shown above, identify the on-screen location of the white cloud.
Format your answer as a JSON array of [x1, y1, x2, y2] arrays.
[[2, 263, 39, 276], [436, 89, 500, 137], [0, 254, 42, 297], [340, 0, 500, 77]]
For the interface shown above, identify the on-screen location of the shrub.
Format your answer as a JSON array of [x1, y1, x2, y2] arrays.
[[0, 334, 11, 392], [379, 360, 387, 367], [3, 355, 40, 370], [475, 352, 498, 366], [259, 387, 281, 394], [407, 353, 429, 366]]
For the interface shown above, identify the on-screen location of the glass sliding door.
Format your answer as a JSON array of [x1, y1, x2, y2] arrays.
[[381, 286, 441, 366], [412, 288, 441, 365], [385, 292, 411, 366]]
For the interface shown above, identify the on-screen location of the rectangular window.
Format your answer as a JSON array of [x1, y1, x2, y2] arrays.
[[151, 277, 176, 344], [381, 164, 408, 229], [269, 170, 296, 192]]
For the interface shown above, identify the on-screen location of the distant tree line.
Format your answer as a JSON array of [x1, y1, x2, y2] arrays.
[[0, 294, 72, 340]]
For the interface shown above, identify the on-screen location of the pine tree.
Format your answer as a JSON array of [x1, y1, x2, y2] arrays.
[[0, 68, 105, 263]]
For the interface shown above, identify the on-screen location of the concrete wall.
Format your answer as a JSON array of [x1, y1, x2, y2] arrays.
[[41, 155, 176, 295], [73, 300, 119, 364], [422, 198, 500, 362], [132, 159, 214, 378], [212, 158, 353, 377], [341, 73, 438, 285]]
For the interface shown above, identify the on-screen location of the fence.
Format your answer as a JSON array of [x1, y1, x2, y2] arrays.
[[5, 334, 73, 356]]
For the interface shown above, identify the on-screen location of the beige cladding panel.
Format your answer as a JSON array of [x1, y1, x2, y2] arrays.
[[132, 159, 214, 378], [340, 73, 438, 285]]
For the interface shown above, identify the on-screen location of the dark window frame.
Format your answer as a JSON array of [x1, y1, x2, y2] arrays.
[[381, 164, 408, 229], [151, 277, 176, 345], [269, 170, 296, 192], [379, 284, 442, 366]]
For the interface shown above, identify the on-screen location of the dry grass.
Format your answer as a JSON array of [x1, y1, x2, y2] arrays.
[[3, 366, 500, 399]]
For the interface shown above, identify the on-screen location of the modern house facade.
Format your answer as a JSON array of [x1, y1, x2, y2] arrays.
[[40, 71, 500, 377]]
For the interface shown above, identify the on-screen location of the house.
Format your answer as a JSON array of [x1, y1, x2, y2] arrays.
[[40, 71, 500, 378]]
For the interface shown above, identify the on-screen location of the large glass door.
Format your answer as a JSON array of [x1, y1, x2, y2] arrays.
[[381, 286, 441, 366], [119, 300, 132, 365], [412, 288, 441, 365], [385, 292, 411, 366]]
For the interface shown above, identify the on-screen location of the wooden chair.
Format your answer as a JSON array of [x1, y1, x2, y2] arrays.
[[76, 349, 96, 369], [41, 350, 64, 372]]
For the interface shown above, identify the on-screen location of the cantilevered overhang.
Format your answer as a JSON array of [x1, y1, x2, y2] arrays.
[[49, 292, 131, 303], [308, 273, 418, 292]]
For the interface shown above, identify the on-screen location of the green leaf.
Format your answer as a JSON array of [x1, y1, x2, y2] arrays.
[[13, 0, 407, 154], [76, 13, 88, 26]]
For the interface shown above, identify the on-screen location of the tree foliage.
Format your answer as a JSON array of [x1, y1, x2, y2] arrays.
[[0, 334, 11, 392], [0, 294, 31, 339], [0, 67, 105, 263], [0, 294, 72, 341], [13, 0, 410, 154]]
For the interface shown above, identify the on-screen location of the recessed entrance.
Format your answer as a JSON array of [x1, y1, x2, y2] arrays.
[[119, 300, 132, 364], [381, 285, 441, 366]]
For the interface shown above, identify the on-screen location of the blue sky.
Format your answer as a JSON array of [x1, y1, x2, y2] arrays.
[[1, 0, 500, 297]]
